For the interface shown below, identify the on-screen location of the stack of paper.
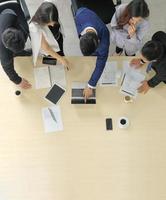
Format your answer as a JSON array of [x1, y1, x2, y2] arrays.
[[34, 65, 66, 89], [42, 105, 63, 133], [120, 61, 145, 98], [99, 61, 120, 86]]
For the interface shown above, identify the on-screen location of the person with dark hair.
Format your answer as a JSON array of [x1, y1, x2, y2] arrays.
[[29, 0, 69, 68], [0, 1, 32, 89], [76, 7, 110, 101], [110, 0, 150, 56], [80, 31, 99, 56], [130, 31, 166, 93]]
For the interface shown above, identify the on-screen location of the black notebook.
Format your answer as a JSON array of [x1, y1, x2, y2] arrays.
[[45, 84, 65, 104]]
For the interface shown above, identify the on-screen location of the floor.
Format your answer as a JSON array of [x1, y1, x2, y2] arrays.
[[25, 0, 166, 55]]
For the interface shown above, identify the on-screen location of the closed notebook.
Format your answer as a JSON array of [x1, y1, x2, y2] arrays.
[[45, 84, 65, 104]]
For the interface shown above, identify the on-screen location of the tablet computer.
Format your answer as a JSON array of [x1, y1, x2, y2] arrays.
[[45, 84, 65, 104]]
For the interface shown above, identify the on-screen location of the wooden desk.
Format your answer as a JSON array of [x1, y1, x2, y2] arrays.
[[0, 56, 166, 200]]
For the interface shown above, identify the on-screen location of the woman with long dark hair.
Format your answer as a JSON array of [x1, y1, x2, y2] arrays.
[[110, 0, 150, 56], [130, 31, 166, 94], [29, 0, 69, 68]]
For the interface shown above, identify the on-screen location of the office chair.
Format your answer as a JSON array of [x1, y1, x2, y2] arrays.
[[71, 0, 122, 24]]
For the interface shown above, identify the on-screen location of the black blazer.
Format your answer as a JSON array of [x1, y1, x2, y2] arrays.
[[148, 31, 166, 88]]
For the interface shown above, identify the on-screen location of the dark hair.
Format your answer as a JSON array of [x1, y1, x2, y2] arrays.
[[117, 0, 149, 27], [152, 31, 166, 50], [31, 2, 59, 25], [2, 28, 25, 53], [141, 40, 164, 61], [80, 32, 99, 56]]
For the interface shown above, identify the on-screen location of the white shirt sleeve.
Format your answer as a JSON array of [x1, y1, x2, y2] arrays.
[[29, 22, 42, 66]]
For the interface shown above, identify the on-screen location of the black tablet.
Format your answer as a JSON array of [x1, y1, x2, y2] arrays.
[[45, 84, 65, 104]]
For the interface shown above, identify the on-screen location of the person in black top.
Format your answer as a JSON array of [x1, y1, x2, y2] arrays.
[[130, 31, 166, 94], [0, 1, 31, 89]]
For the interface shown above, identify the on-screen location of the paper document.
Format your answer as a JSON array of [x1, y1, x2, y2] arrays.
[[34, 67, 50, 89], [99, 61, 119, 86], [42, 105, 63, 133], [34, 65, 66, 89], [49, 65, 66, 88], [122, 60, 142, 73], [120, 69, 145, 98]]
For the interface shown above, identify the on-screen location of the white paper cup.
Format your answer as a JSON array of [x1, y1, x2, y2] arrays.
[[124, 96, 133, 103], [118, 117, 130, 129]]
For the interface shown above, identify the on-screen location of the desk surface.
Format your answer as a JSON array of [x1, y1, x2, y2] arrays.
[[0, 56, 166, 200]]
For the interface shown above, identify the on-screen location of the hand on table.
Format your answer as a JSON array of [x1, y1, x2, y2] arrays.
[[130, 58, 143, 69], [83, 87, 93, 103], [19, 78, 32, 89], [59, 57, 70, 70], [138, 81, 150, 94]]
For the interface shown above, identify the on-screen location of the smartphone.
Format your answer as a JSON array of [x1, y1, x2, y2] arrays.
[[42, 56, 57, 65], [106, 118, 113, 130]]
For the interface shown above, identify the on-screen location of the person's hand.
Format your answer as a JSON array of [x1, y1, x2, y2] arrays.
[[83, 87, 93, 103], [129, 18, 138, 26], [59, 57, 70, 70], [19, 78, 32, 89], [128, 24, 136, 38], [138, 81, 150, 94], [130, 58, 143, 68]]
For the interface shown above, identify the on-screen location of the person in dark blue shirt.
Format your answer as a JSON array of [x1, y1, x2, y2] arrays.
[[75, 7, 110, 101]]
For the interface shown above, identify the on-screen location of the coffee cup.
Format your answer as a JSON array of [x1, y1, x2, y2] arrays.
[[118, 117, 130, 129], [124, 96, 133, 103]]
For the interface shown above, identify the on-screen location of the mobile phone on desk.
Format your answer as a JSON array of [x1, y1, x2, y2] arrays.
[[42, 56, 57, 65], [106, 118, 113, 131]]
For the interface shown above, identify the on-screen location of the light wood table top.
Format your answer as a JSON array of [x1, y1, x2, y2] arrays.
[[0, 56, 166, 200]]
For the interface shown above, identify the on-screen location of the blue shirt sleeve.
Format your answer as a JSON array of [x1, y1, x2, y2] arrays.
[[88, 28, 110, 87]]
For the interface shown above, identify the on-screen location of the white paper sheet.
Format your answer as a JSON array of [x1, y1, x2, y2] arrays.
[[122, 60, 141, 73], [99, 61, 119, 86], [49, 65, 66, 88], [42, 105, 63, 133], [34, 67, 51, 89], [120, 70, 145, 98], [34, 65, 66, 89]]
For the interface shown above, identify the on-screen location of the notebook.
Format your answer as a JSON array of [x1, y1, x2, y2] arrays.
[[99, 61, 120, 86], [120, 62, 145, 98], [34, 65, 66, 89]]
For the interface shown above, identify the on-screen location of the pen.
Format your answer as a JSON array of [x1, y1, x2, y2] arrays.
[[122, 90, 134, 96], [121, 73, 126, 86], [48, 108, 57, 123], [48, 66, 53, 87]]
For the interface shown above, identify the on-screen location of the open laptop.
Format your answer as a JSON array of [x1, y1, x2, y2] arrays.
[[71, 82, 96, 104]]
